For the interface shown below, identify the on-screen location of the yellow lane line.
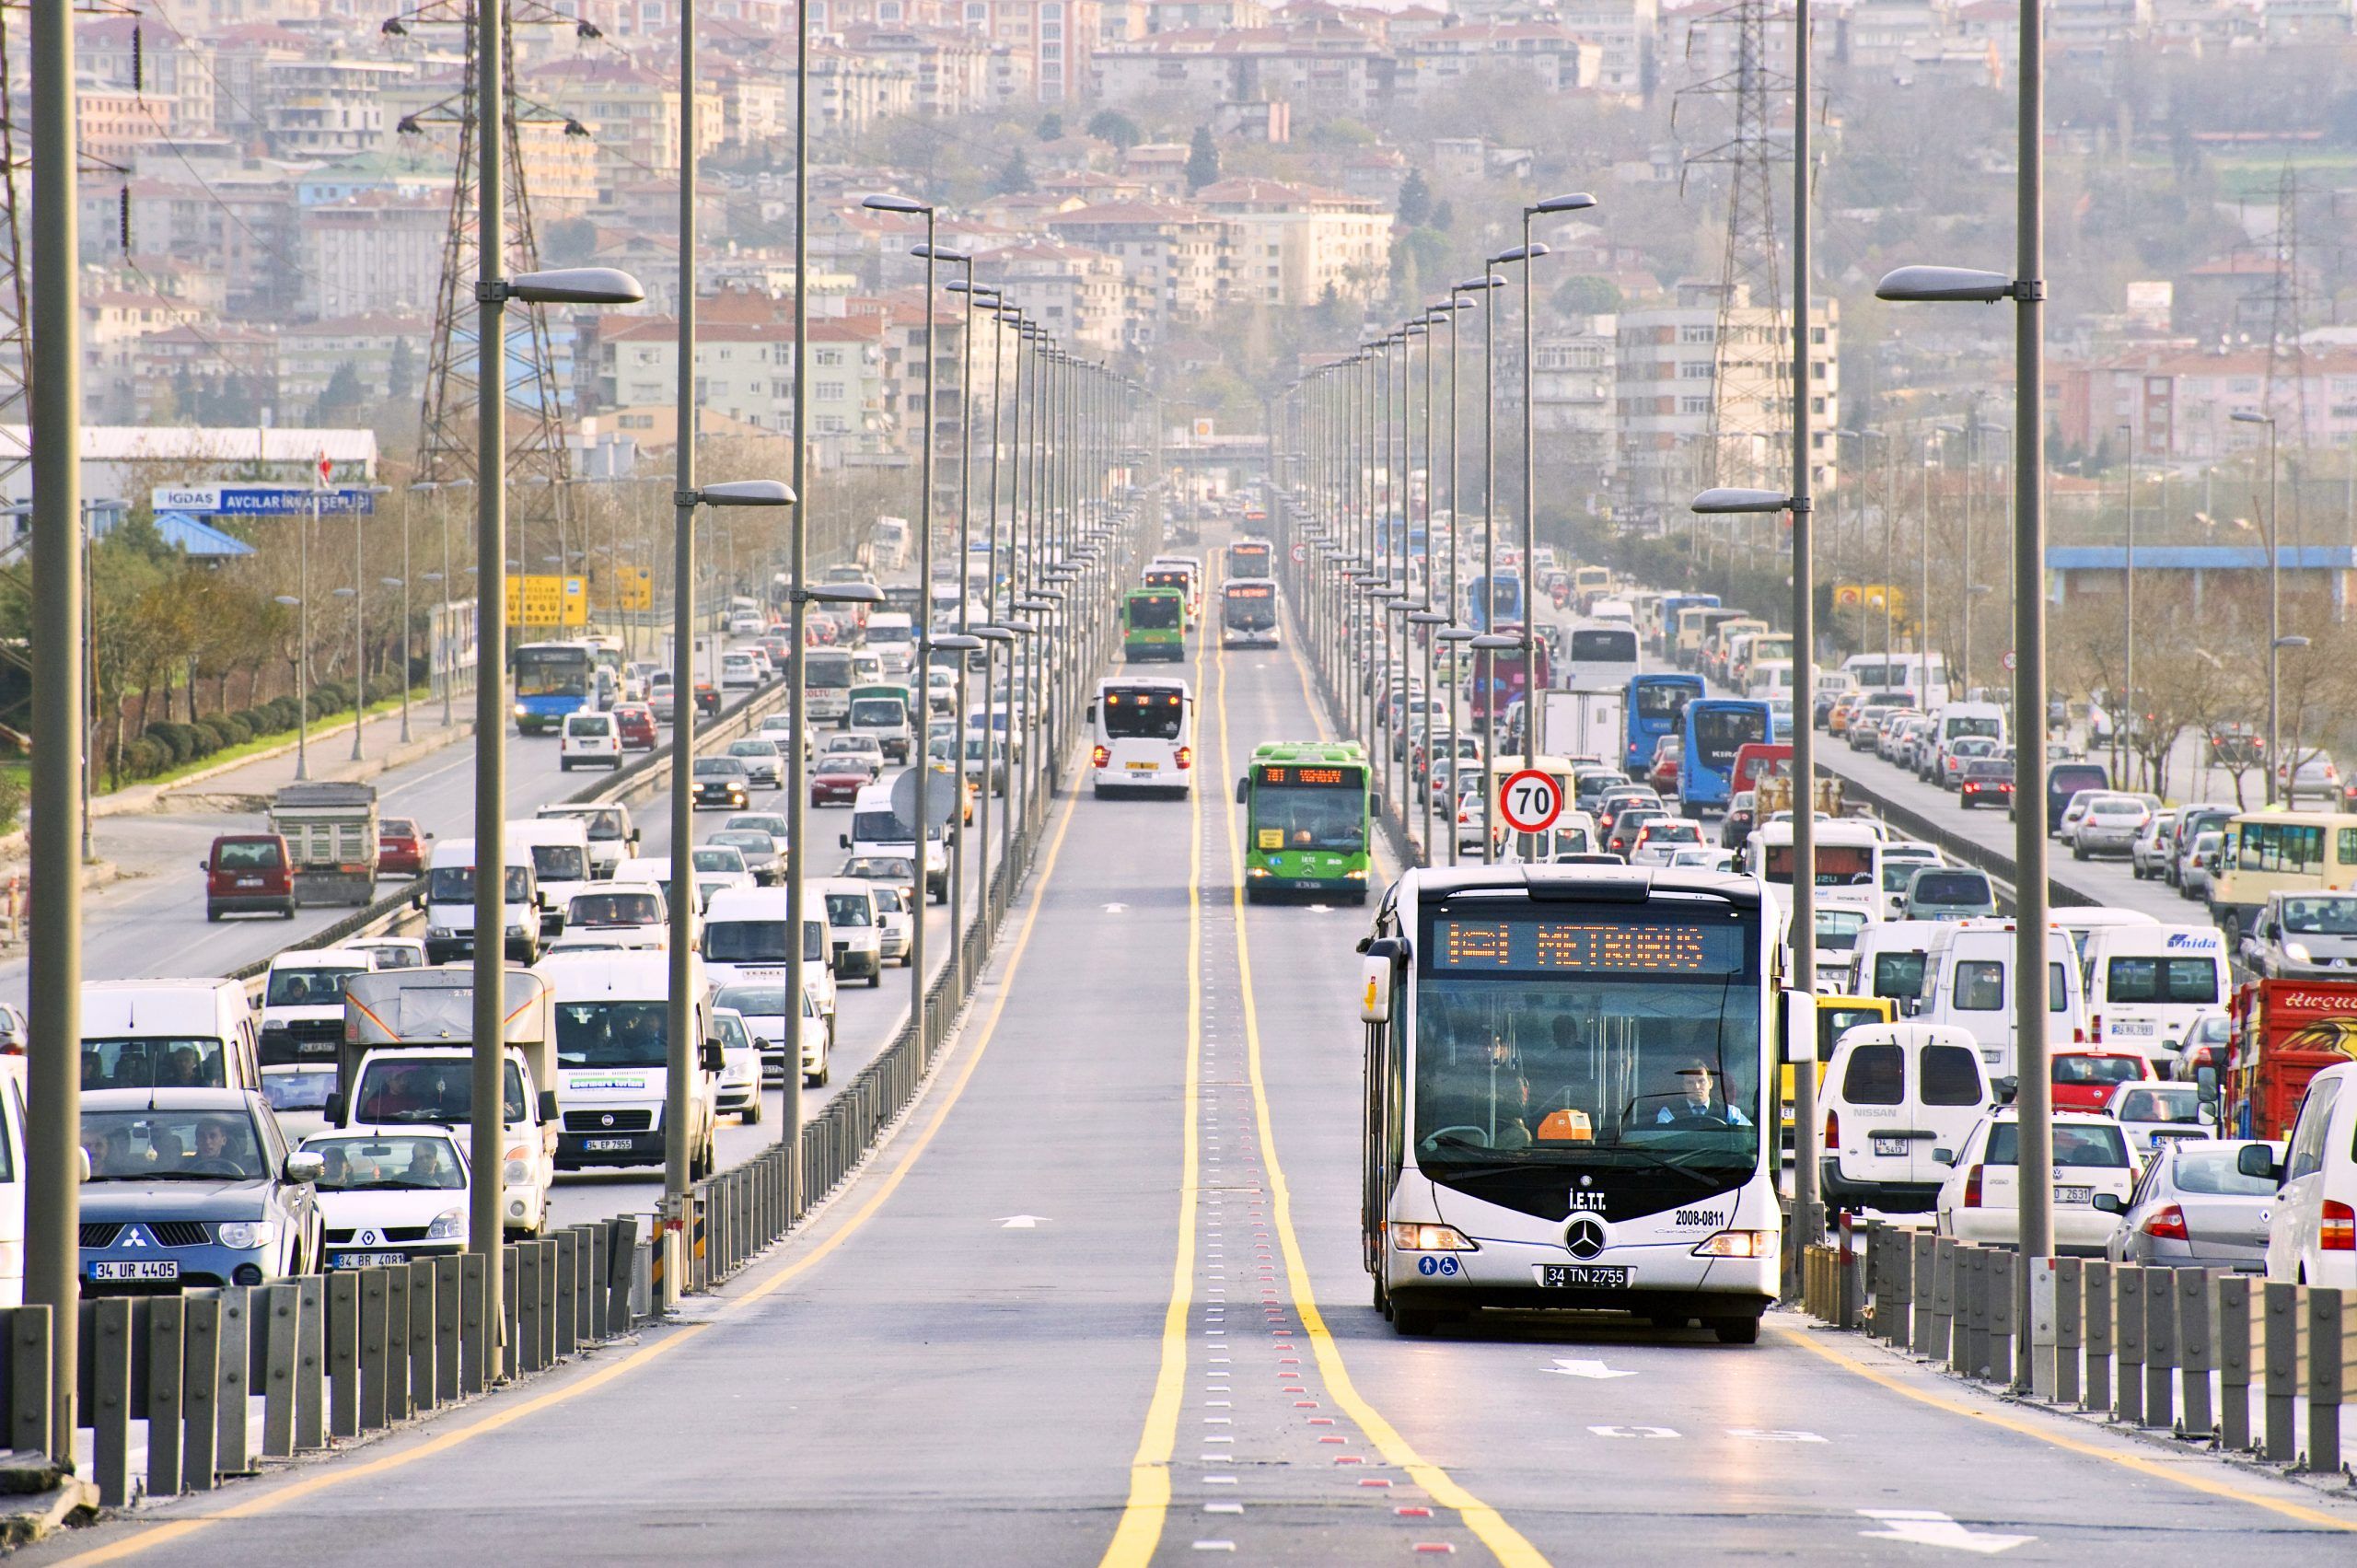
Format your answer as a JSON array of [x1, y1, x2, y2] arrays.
[[1097, 650, 1206, 1568], [1777, 1327, 2357, 1534], [55, 783, 1092, 1567], [1213, 626, 1550, 1568]]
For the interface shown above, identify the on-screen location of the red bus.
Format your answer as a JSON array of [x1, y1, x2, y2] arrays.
[[1469, 624, 1551, 724]]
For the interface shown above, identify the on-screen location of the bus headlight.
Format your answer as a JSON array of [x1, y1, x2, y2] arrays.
[[514, 704, 530, 719], [1389, 1223, 1476, 1252], [1246, 866, 1271, 878], [1690, 1229, 1772, 1259], [1344, 868, 1368, 879]]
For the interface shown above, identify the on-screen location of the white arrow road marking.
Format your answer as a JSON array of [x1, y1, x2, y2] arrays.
[[1586, 1424, 1678, 1438], [1857, 1510, 2033, 1554], [1103, 902, 1129, 913], [1306, 903, 1331, 912], [1729, 1428, 1827, 1443], [997, 1215, 1051, 1228], [1548, 1358, 1638, 1379]]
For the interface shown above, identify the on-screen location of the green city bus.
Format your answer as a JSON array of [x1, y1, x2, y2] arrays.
[[1122, 587, 1188, 662], [1234, 741, 1374, 903]]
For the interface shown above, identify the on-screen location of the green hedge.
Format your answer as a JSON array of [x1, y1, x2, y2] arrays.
[[107, 678, 391, 789]]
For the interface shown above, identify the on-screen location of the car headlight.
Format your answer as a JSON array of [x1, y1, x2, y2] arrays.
[[504, 1158, 530, 1186], [505, 923, 528, 938], [2285, 941, 2315, 963], [424, 1207, 467, 1242], [215, 1220, 280, 1250]]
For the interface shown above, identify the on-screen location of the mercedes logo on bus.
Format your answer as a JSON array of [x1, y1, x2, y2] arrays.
[[1564, 1216, 1607, 1260]]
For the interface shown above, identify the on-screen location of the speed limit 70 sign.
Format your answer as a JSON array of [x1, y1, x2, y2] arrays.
[[1498, 768, 1564, 834]]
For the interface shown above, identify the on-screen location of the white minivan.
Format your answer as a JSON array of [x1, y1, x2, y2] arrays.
[[844, 779, 948, 903], [418, 838, 543, 965], [559, 709, 623, 771], [1817, 1022, 1996, 1212], [534, 802, 639, 878], [1913, 919, 2087, 1075], [2255, 1063, 2357, 1289], [540, 950, 723, 1179], [813, 877, 884, 987], [507, 818, 595, 940], [2080, 923, 2229, 1062], [80, 978, 264, 1091], [699, 885, 837, 1027], [258, 947, 375, 1067]]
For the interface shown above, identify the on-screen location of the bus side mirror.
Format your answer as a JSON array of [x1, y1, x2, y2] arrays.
[[1235, 776, 1249, 804], [1359, 955, 1392, 1023], [1086, 703, 1097, 723], [1779, 989, 1814, 1063]]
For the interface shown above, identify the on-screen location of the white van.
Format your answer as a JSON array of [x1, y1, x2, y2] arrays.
[[507, 818, 594, 939], [844, 779, 948, 903], [1817, 1022, 1996, 1212], [2258, 1061, 2357, 1290], [2080, 923, 2229, 1062], [559, 709, 622, 771], [534, 802, 639, 878], [699, 884, 837, 1025], [563, 883, 670, 950], [418, 838, 543, 965], [257, 947, 375, 1067], [813, 877, 884, 986], [1746, 658, 1794, 703], [80, 978, 263, 1091], [1915, 919, 2087, 1075], [1931, 701, 2007, 761], [1851, 921, 1949, 1013], [0, 1060, 23, 1305], [2049, 905, 2160, 970], [865, 611, 917, 677], [540, 951, 722, 1179]]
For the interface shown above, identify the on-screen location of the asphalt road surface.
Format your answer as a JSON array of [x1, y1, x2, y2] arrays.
[[29, 534, 2357, 1566]]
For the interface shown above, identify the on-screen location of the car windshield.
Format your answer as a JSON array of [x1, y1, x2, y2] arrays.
[[426, 865, 532, 903], [1814, 910, 1870, 949], [81, 1038, 228, 1090], [261, 1072, 335, 1111], [824, 893, 874, 926], [265, 965, 363, 1008], [693, 759, 742, 778], [850, 699, 906, 727], [555, 1001, 669, 1069], [691, 848, 744, 874], [547, 809, 622, 840], [2117, 1087, 2202, 1125], [1910, 872, 1991, 905], [714, 984, 786, 1020], [2173, 1146, 2281, 1195], [308, 1134, 465, 1191], [844, 858, 915, 880], [80, 1109, 267, 1181], [1250, 783, 1367, 854], [573, 891, 662, 928], [351, 1060, 527, 1125], [2280, 896, 2357, 935], [705, 919, 792, 962], [713, 832, 773, 857], [529, 844, 587, 883], [730, 741, 779, 759], [1987, 1121, 2131, 1168], [1411, 907, 1761, 1180]]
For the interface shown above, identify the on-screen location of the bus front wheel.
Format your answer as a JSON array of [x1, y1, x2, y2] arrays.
[[1392, 1302, 1442, 1337]]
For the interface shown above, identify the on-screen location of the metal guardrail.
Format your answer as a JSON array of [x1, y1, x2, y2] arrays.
[[1803, 1222, 2357, 1475]]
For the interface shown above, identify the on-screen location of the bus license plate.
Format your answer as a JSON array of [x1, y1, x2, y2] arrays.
[[328, 1251, 408, 1271], [1873, 1135, 1910, 1157], [1541, 1265, 1630, 1289], [1125, 761, 1155, 771], [91, 1260, 179, 1283], [2056, 1186, 2094, 1205], [583, 1137, 634, 1152]]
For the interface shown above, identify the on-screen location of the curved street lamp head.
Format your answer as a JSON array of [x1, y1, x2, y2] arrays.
[[911, 244, 970, 262], [2231, 410, 2276, 426], [1527, 192, 1597, 215], [926, 633, 984, 653], [793, 581, 884, 606], [862, 192, 931, 215], [504, 266, 645, 305], [1875, 264, 2016, 303], [1689, 487, 1793, 515], [1408, 610, 1450, 626], [690, 479, 797, 507], [1434, 626, 1478, 644], [2276, 634, 2312, 650], [1454, 274, 1507, 293], [1487, 243, 1550, 266], [1470, 633, 1520, 651]]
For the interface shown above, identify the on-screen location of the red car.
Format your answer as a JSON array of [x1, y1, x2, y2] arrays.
[[612, 702, 659, 750], [202, 832, 296, 921], [2050, 1050, 2154, 1114], [1647, 741, 1682, 796], [377, 817, 429, 877], [810, 757, 874, 806]]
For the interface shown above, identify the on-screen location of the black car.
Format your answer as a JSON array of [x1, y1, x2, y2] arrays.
[[691, 757, 751, 810], [2040, 761, 2109, 833], [1958, 758, 2014, 809], [1722, 791, 1758, 851], [78, 1088, 325, 1293]]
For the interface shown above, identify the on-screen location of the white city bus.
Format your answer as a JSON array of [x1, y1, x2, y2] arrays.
[[1088, 677, 1194, 797], [1358, 864, 1781, 1342]]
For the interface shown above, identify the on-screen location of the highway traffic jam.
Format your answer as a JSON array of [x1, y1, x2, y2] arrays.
[[14, 487, 2357, 1564]]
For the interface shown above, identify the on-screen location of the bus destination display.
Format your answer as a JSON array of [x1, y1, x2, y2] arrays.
[[1433, 917, 1744, 975], [1227, 584, 1275, 599], [1258, 765, 1361, 788]]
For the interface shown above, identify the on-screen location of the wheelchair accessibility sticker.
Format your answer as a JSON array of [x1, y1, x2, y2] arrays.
[[1416, 1256, 1461, 1276]]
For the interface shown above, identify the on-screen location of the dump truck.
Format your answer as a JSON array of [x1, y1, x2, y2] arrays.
[[268, 781, 379, 906]]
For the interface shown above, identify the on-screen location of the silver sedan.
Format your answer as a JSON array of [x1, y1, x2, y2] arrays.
[[2100, 1138, 2281, 1270]]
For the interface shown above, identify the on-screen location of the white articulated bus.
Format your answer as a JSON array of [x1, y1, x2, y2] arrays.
[[1358, 864, 1782, 1343], [1088, 677, 1194, 797]]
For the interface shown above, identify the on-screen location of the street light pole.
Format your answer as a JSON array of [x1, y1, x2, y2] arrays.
[[1515, 194, 1593, 779], [2235, 410, 2282, 805]]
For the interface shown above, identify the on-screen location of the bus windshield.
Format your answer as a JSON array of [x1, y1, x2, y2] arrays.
[[1223, 586, 1277, 629], [1129, 595, 1182, 630], [1413, 905, 1761, 1179], [515, 648, 588, 699], [1251, 770, 1365, 853], [1103, 688, 1186, 740], [806, 652, 853, 687]]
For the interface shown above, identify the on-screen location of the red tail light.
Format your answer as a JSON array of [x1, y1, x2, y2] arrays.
[[1823, 1109, 1840, 1149], [2325, 1200, 2357, 1252], [2089, 1015, 2101, 1038], [2141, 1204, 2189, 1240], [1176, 747, 1192, 771], [2073, 1026, 2086, 1044], [1091, 745, 1109, 768], [1963, 1164, 1983, 1208]]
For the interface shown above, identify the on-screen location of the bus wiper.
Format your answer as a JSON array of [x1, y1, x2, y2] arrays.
[[1587, 1144, 1736, 1190]]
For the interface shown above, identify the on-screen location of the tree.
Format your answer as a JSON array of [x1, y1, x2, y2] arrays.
[[1397, 167, 1433, 228], [994, 146, 1033, 194], [1086, 109, 1142, 150], [1185, 126, 1220, 192], [1036, 111, 1063, 142], [388, 337, 417, 406], [544, 215, 599, 263], [1429, 199, 1454, 233], [1552, 274, 1623, 317], [311, 362, 366, 428]]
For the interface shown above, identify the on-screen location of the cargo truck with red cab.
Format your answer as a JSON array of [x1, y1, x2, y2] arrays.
[[2221, 979, 2357, 1140]]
